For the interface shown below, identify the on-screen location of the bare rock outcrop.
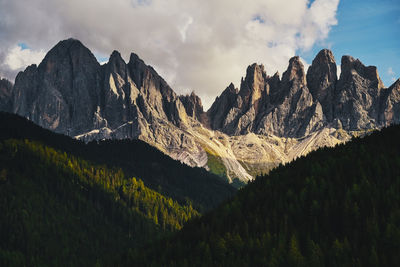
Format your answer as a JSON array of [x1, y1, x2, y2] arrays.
[[306, 49, 337, 121], [0, 78, 13, 112], [207, 83, 238, 130], [179, 91, 205, 122], [209, 56, 319, 138], [11, 39, 101, 135], [334, 55, 384, 130], [380, 79, 400, 126]]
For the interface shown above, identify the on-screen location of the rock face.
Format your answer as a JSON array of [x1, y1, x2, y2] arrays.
[[208, 57, 320, 138], [306, 49, 337, 121], [334, 55, 384, 130], [380, 79, 400, 126], [11, 39, 102, 135], [1, 38, 400, 184], [209, 51, 396, 138], [179, 92, 205, 122], [207, 83, 238, 130], [0, 78, 13, 112], [9, 38, 188, 137]]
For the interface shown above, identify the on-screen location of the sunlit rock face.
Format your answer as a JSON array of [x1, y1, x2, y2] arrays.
[[2, 39, 399, 184]]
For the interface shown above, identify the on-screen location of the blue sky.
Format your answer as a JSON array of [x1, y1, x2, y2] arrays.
[[300, 0, 400, 87]]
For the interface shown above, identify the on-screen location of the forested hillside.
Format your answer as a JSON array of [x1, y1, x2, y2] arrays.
[[133, 125, 400, 266], [3, 112, 399, 266], [0, 138, 199, 266], [0, 112, 236, 212]]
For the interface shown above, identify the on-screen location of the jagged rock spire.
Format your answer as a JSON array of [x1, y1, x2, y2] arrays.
[[306, 49, 337, 121]]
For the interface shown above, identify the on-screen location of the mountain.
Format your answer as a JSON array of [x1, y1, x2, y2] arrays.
[[0, 78, 12, 113], [0, 112, 235, 212], [132, 124, 400, 266], [1, 39, 399, 183], [208, 49, 396, 136]]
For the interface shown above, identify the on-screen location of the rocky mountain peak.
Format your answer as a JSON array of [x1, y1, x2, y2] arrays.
[[239, 63, 268, 110], [282, 56, 306, 84], [340, 55, 356, 74], [340, 55, 383, 87], [266, 71, 281, 102], [334, 55, 386, 130], [0, 78, 13, 112], [306, 49, 337, 121], [127, 52, 158, 91], [340, 55, 384, 96], [308, 49, 337, 81], [243, 63, 267, 84], [226, 82, 238, 94], [15, 39, 101, 134], [272, 71, 280, 78], [241, 64, 267, 87], [109, 50, 125, 64], [42, 38, 99, 69], [128, 52, 146, 66], [127, 52, 149, 90], [380, 79, 400, 126], [106, 50, 127, 81], [316, 49, 335, 62], [207, 83, 239, 130], [179, 91, 204, 121], [16, 64, 37, 78], [101, 50, 131, 129], [392, 79, 400, 87], [0, 78, 12, 95]]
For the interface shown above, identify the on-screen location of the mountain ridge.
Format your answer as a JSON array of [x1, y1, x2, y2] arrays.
[[1, 38, 399, 183]]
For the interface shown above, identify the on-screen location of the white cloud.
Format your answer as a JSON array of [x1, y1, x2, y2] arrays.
[[299, 0, 339, 50], [337, 64, 341, 78], [388, 67, 396, 83], [4, 46, 45, 71], [0, 0, 340, 109]]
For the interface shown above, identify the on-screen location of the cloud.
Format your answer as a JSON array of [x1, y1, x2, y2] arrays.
[[388, 67, 396, 82], [0, 0, 340, 109], [0, 44, 45, 80], [4, 45, 45, 71], [337, 64, 341, 78]]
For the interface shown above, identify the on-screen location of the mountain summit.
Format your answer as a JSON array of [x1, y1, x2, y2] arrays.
[[1, 39, 399, 184]]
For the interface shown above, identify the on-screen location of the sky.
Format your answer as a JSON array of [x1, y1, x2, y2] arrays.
[[0, 0, 399, 109]]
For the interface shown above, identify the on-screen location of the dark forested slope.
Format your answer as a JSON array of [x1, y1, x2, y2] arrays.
[[0, 138, 198, 266], [0, 112, 235, 266], [134, 125, 400, 266], [0, 112, 236, 212]]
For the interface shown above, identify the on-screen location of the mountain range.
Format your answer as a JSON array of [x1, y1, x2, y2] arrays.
[[1, 38, 399, 184]]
